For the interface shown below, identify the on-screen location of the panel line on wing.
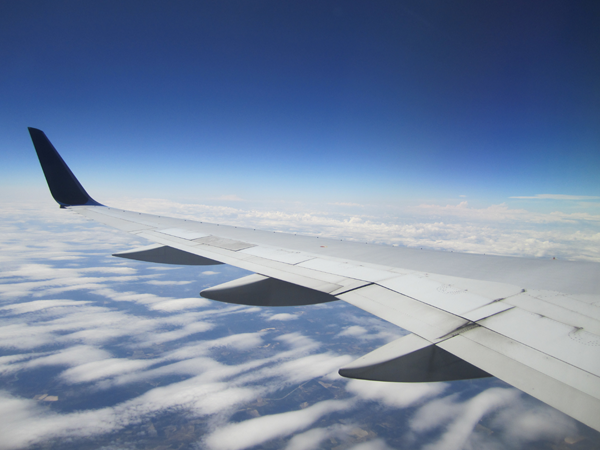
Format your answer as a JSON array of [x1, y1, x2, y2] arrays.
[[158, 228, 210, 240]]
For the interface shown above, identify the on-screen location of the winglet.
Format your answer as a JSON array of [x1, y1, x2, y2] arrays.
[[28, 128, 102, 207]]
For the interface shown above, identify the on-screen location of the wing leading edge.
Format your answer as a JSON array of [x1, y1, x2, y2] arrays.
[[29, 128, 600, 431]]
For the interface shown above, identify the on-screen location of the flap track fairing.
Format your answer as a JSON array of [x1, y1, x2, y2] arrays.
[[339, 333, 490, 382], [113, 244, 222, 265], [201, 274, 339, 306]]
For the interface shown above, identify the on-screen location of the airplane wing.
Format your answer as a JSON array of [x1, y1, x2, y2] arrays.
[[29, 128, 600, 431]]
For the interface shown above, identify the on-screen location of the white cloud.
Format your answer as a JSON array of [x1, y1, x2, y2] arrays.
[[168, 332, 265, 359], [205, 399, 355, 450], [103, 197, 600, 261], [60, 357, 157, 383], [22, 345, 112, 371], [0, 391, 118, 450], [146, 280, 193, 286], [346, 379, 447, 408], [140, 321, 215, 346], [490, 396, 577, 444], [277, 332, 320, 351], [269, 352, 354, 385], [149, 297, 211, 311], [284, 425, 349, 450], [0, 263, 144, 300], [0, 299, 91, 314], [0, 199, 593, 449], [124, 378, 261, 417], [337, 325, 368, 337], [267, 313, 298, 321], [510, 194, 599, 200], [411, 388, 522, 450]]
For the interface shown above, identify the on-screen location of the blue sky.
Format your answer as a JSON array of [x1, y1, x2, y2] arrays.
[[1, 0, 599, 209], [1, 3, 600, 448]]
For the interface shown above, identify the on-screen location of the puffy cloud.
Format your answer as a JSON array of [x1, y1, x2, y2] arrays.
[[338, 325, 368, 337], [146, 280, 193, 286], [284, 425, 350, 450], [0, 199, 593, 450], [204, 399, 355, 450], [268, 352, 354, 384], [148, 297, 212, 311], [267, 313, 298, 321], [510, 194, 599, 200], [61, 357, 158, 383], [0, 299, 91, 314], [411, 388, 524, 450], [346, 379, 447, 409], [103, 197, 600, 262], [0, 391, 118, 450], [490, 397, 577, 445]]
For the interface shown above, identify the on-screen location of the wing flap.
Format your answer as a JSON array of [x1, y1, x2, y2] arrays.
[[338, 284, 468, 342], [379, 273, 522, 317], [476, 306, 600, 377], [439, 329, 600, 432]]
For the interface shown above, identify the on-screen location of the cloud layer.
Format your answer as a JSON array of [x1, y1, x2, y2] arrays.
[[0, 199, 594, 449], [106, 197, 600, 262]]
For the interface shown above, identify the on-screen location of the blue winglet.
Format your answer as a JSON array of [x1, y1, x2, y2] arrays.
[[28, 128, 102, 207]]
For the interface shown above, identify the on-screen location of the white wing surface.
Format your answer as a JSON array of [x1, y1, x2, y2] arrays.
[[29, 128, 600, 431]]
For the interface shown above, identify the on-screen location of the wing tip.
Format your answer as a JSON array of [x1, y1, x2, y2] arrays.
[[28, 127, 102, 207]]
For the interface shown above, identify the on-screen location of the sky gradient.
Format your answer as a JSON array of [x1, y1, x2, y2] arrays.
[[2, 0, 599, 209], [1, 2, 600, 449]]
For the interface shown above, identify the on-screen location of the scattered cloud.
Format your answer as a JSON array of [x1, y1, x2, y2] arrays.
[[205, 399, 355, 450], [267, 313, 298, 321], [284, 425, 352, 450], [148, 297, 212, 311], [104, 197, 600, 261], [0, 200, 592, 449], [146, 280, 193, 286], [490, 397, 577, 444], [338, 325, 368, 337], [60, 357, 156, 383], [510, 194, 599, 200], [346, 379, 447, 409], [410, 388, 534, 450]]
